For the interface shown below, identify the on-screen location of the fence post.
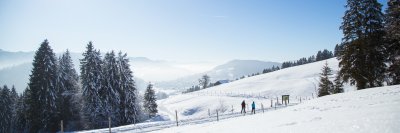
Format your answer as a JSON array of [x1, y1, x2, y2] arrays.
[[216, 110, 219, 121], [261, 103, 264, 113], [276, 97, 279, 105], [300, 97, 302, 103], [274, 103, 276, 110], [61, 120, 64, 133], [176, 110, 179, 126], [231, 105, 234, 114], [109, 117, 111, 133], [271, 99, 273, 107]]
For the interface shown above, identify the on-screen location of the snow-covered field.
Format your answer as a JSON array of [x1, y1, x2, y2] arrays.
[[157, 58, 355, 121], [156, 85, 400, 133], [78, 58, 400, 132]]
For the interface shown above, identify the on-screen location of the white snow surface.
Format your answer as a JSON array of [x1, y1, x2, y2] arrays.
[[156, 85, 400, 133], [158, 58, 355, 120], [77, 58, 400, 133]]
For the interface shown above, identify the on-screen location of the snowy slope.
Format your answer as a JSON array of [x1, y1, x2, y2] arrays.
[[156, 85, 400, 133], [77, 58, 399, 133], [157, 58, 356, 120]]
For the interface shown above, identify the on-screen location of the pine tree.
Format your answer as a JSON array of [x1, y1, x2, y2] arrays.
[[15, 88, 29, 133], [144, 83, 158, 118], [339, 0, 386, 90], [26, 40, 59, 132], [385, 0, 400, 85], [80, 42, 104, 129], [0, 85, 13, 133], [117, 52, 139, 125], [10, 86, 19, 132], [332, 74, 344, 94], [100, 51, 121, 126], [316, 51, 322, 61], [318, 62, 333, 97], [57, 50, 82, 130]]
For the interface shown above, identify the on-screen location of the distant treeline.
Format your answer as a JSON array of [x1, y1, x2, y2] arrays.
[[281, 49, 334, 69]]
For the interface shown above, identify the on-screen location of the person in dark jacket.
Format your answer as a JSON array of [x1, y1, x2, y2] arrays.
[[251, 101, 256, 114], [241, 100, 246, 114]]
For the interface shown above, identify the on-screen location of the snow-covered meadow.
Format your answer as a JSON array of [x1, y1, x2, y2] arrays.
[[78, 58, 400, 133], [157, 58, 354, 121], [156, 85, 400, 133]]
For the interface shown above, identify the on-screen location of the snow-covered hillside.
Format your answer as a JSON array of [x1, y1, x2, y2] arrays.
[[156, 85, 400, 133], [157, 58, 355, 120], [77, 58, 399, 133]]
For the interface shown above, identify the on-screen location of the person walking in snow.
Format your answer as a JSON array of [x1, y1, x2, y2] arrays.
[[241, 100, 246, 114], [251, 101, 256, 114]]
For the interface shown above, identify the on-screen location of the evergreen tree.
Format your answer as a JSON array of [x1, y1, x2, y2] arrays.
[[57, 50, 82, 130], [144, 83, 158, 118], [117, 52, 139, 125], [318, 62, 333, 97], [15, 88, 29, 133], [195, 85, 200, 91], [339, 0, 386, 89], [0, 85, 12, 133], [100, 51, 121, 126], [332, 74, 345, 94], [10, 86, 19, 132], [80, 42, 104, 129], [199, 74, 210, 89], [316, 51, 322, 61], [308, 55, 316, 63], [385, 0, 400, 85], [334, 44, 344, 57], [26, 40, 59, 132]]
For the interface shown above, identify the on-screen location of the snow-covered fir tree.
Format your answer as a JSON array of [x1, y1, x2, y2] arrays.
[[80, 42, 104, 129], [57, 50, 82, 130], [117, 52, 140, 125], [25, 40, 59, 132], [318, 62, 333, 97], [385, 0, 400, 85], [100, 51, 121, 126], [144, 83, 158, 118], [15, 88, 29, 133], [10, 86, 19, 132], [0, 85, 13, 133], [339, 0, 386, 89]]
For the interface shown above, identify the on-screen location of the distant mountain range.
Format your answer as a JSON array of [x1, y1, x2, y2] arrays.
[[0, 50, 148, 93], [0, 49, 34, 69], [155, 60, 281, 90], [0, 49, 281, 93]]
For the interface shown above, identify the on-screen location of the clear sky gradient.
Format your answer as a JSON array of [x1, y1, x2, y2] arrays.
[[0, 0, 388, 63]]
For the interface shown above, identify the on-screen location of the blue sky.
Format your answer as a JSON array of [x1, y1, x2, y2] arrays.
[[0, 0, 388, 63]]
